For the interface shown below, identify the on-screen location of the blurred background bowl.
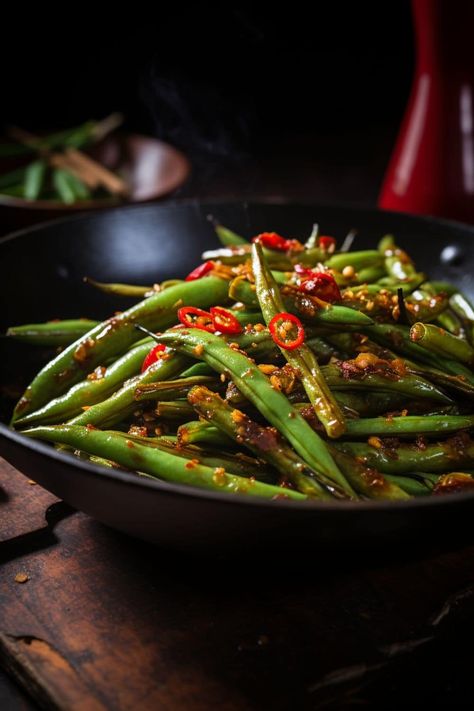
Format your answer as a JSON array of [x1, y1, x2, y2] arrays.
[[0, 133, 190, 234]]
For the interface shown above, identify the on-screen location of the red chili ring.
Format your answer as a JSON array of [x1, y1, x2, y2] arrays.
[[177, 306, 215, 332], [210, 307, 243, 335], [268, 312, 305, 350]]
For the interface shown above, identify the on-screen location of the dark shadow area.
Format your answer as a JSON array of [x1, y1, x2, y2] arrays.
[[0, 664, 37, 711], [80, 516, 474, 710]]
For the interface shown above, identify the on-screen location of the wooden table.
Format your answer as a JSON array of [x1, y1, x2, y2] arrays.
[[3, 130, 474, 709], [2, 456, 474, 710]]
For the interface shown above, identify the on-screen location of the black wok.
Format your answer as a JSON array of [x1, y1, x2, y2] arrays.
[[1, 201, 474, 552]]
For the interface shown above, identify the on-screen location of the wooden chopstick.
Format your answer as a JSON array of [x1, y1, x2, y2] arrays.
[[6, 124, 129, 197], [64, 148, 128, 196]]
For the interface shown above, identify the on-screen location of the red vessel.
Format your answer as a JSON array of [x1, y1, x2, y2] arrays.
[[379, 0, 474, 223]]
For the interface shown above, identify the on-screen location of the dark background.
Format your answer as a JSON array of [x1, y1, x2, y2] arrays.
[[0, 3, 414, 180]]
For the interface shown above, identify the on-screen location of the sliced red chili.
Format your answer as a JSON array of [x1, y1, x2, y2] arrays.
[[294, 263, 314, 278], [318, 236, 337, 252], [299, 272, 341, 302], [177, 306, 215, 332], [141, 344, 166, 372], [210, 307, 243, 335], [185, 261, 215, 281], [269, 312, 305, 350], [252, 232, 303, 252]]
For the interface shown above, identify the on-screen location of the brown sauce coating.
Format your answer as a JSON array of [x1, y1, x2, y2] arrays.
[[433, 473, 474, 495]]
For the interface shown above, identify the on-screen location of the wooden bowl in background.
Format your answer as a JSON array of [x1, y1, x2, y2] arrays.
[[0, 133, 190, 235]]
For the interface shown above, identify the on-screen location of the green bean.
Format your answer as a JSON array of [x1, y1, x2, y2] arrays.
[[52, 168, 75, 204], [359, 335, 474, 399], [6, 319, 99, 346], [155, 400, 195, 420], [307, 337, 345, 363], [180, 363, 215, 378], [347, 276, 426, 296], [62, 172, 91, 200], [252, 241, 346, 438], [410, 322, 474, 366], [450, 292, 474, 319], [231, 310, 266, 326], [12, 276, 229, 422], [213, 221, 248, 246], [154, 328, 355, 495], [407, 292, 449, 323], [332, 392, 410, 417], [426, 281, 459, 296], [385, 473, 439, 496], [436, 309, 464, 337], [119, 431, 274, 481], [343, 415, 474, 439], [24, 160, 46, 200], [321, 363, 452, 403], [449, 293, 474, 343], [135, 375, 218, 402], [187, 385, 346, 499], [84, 277, 152, 298], [329, 448, 409, 500], [228, 277, 258, 306], [325, 250, 383, 272], [378, 234, 395, 253], [334, 438, 474, 475], [23, 425, 306, 501], [178, 420, 235, 448], [404, 362, 474, 400], [364, 323, 474, 383], [354, 265, 386, 284]]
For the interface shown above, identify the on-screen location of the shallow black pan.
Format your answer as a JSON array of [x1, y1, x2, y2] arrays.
[[1, 201, 474, 552]]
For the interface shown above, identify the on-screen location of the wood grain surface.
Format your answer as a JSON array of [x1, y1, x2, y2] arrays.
[[2, 454, 474, 710]]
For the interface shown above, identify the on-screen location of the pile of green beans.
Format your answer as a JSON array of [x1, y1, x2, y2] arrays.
[[7, 223, 474, 502]]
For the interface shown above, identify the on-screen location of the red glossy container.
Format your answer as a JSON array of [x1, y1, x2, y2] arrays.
[[379, 0, 474, 223]]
